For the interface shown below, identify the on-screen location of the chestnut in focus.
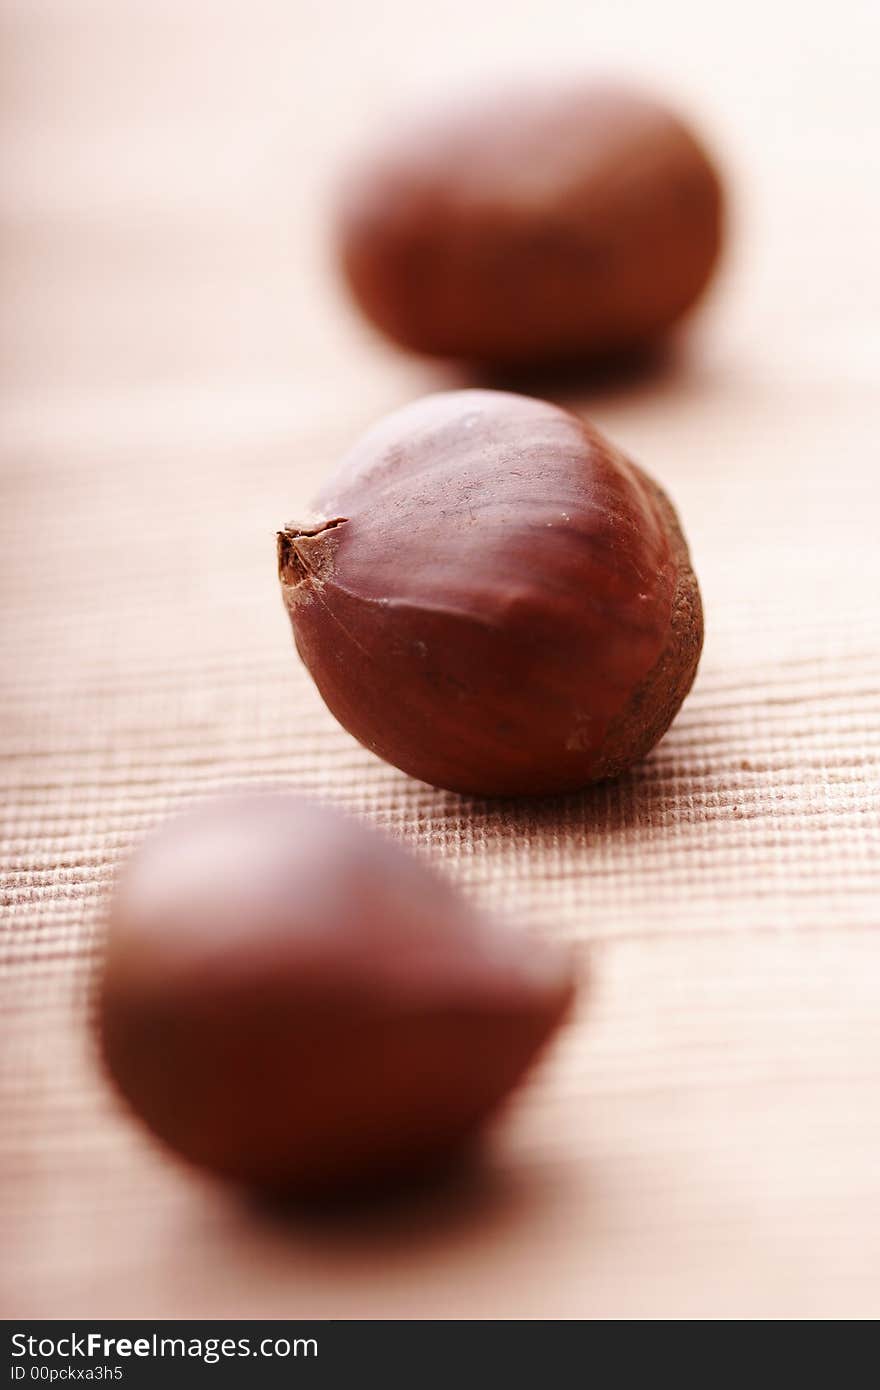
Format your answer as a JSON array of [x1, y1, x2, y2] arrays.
[[279, 390, 702, 797], [98, 794, 574, 1197], [336, 79, 724, 366]]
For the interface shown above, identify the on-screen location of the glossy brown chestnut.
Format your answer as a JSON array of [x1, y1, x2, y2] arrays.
[[279, 390, 703, 797], [336, 79, 724, 365], [98, 793, 574, 1196]]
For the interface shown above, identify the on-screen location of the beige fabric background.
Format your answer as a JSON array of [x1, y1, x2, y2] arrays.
[[1, 0, 879, 1319]]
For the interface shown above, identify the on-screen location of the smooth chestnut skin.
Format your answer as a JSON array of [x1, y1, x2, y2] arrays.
[[279, 390, 703, 798], [337, 80, 723, 366], [98, 794, 574, 1197]]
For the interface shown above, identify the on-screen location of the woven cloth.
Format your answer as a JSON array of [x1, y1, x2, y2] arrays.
[[2, 0, 879, 1319]]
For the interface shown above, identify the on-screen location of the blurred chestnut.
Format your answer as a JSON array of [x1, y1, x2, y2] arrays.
[[98, 793, 574, 1197], [279, 389, 703, 797], [336, 79, 724, 366]]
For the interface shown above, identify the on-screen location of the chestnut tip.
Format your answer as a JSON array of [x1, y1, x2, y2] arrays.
[[277, 518, 349, 591]]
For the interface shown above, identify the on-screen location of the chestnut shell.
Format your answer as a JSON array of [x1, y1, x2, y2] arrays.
[[336, 80, 723, 365], [279, 390, 703, 797], [98, 794, 574, 1196]]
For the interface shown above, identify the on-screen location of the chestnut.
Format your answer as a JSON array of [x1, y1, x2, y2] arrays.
[[336, 79, 724, 365], [98, 793, 574, 1197], [278, 389, 702, 797]]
